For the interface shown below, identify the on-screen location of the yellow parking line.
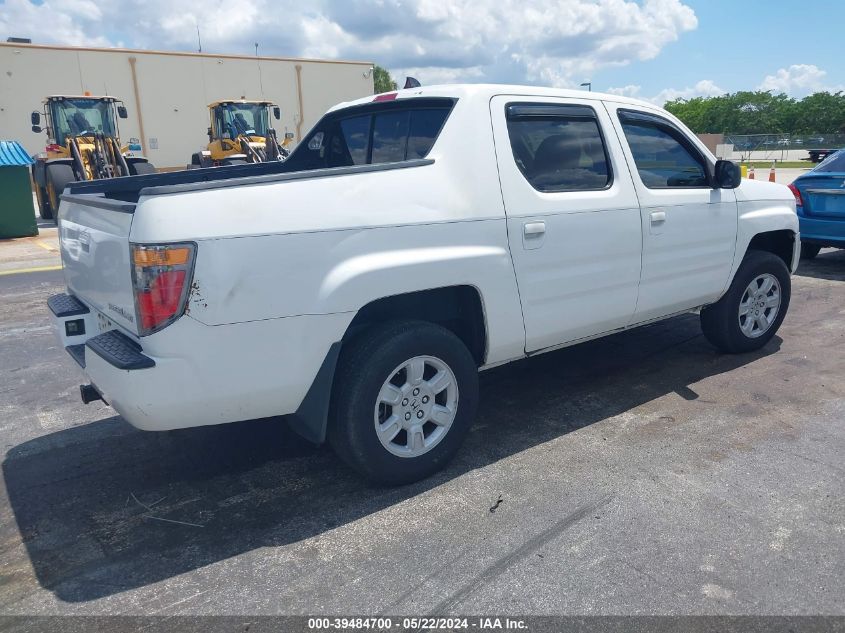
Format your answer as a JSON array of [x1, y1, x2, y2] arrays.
[[0, 265, 63, 277], [35, 240, 59, 252]]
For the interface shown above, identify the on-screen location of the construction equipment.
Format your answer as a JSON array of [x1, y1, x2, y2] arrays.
[[189, 100, 293, 168], [29, 95, 155, 220]]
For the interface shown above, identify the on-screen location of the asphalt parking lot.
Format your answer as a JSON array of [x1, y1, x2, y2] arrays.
[[0, 253, 844, 617]]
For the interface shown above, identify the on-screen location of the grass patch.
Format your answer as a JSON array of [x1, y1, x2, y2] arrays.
[[743, 161, 814, 168]]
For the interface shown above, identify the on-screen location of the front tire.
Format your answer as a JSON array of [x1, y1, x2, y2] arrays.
[[45, 163, 76, 223], [701, 250, 791, 353], [36, 186, 53, 220], [328, 321, 479, 486]]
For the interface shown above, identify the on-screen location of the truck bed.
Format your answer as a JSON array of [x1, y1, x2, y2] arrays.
[[65, 160, 296, 203], [64, 159, 433, 205]]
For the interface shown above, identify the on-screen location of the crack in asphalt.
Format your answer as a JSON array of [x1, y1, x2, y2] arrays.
[[428, 495, 615, 615]]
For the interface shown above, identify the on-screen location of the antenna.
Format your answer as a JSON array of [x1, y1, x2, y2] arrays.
[[196, 21, 202, 53], [255, 42, 265, 98]]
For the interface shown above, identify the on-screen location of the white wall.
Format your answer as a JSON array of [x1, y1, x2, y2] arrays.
[[0, 43, 374, 169]]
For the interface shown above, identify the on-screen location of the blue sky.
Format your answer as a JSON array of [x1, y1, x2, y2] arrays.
[[1, 0, 843, 103], [596, 1, 845, 101]]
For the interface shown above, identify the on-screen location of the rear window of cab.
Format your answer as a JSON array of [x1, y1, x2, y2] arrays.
[[283, 98, 455, 171]]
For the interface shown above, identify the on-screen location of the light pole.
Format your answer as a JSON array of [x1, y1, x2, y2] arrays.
[[580, 82, 592, 91]]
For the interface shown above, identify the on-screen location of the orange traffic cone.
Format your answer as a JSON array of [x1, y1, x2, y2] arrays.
[[748, 165, 755, 179], [769, 162, 776, 182]]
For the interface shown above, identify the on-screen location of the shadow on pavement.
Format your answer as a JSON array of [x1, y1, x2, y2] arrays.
[[795, 248, 845, 282], [3, 314, 778, 603]]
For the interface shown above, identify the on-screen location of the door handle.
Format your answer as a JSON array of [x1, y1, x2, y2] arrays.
[[650, 211, 667, 223], [523, 221, 546, 236]]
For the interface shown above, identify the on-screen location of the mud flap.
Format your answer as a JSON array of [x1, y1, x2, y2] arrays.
[[285, 342, 341, 444]]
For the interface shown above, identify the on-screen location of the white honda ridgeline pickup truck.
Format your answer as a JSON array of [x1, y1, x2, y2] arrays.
[[50, 84, 799, 485]]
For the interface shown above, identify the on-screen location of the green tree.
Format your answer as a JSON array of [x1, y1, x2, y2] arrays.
[[665, 90, 845, 135], [794, 92, 845, 134], [373, 65, 397, 94]]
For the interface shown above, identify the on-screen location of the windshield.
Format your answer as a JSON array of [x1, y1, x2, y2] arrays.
[[49, 98, 116, 145], [214, 104, 270, 139], [815, 150, 845, 173]]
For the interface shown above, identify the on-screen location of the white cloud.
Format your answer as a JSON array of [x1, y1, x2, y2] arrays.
[[0, 0, 698, 87], [606, 84, 642, 98], [608, 79, 724, 105], [651, 79, 725, 104], [758, 64, 843, 97]]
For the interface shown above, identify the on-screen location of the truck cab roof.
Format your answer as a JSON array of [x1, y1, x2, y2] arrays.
[[329, 83, 660, 113]]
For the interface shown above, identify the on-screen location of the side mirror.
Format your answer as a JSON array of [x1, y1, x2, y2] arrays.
[[714, 160, 741, 189], [117, 105, 128, 119], [273, 106, 281, 120], [31, 111, 41, 125], [285, 131, 294, 140], [31, 125, 42, 133]]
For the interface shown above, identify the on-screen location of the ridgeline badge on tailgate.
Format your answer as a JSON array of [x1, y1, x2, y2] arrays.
[[108, 303, 135, 323]]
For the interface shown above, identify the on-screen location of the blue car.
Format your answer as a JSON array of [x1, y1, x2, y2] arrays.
[[790, 149, 845, 259]]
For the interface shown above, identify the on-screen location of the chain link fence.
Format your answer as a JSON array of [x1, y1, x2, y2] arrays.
[[723, 133, 845, 161]]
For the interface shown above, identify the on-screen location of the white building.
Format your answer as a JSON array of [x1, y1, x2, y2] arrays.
[[0, 42, 374, 169]]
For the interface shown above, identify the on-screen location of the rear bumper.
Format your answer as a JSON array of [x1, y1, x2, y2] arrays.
[[49, 293, 353, 432], [798, 212, 845, 247], [48, 294, 154, 371]]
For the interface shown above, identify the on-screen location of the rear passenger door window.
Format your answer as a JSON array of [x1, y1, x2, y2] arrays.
[[506, 103, 612, 192], [618, 110, 708, 188]]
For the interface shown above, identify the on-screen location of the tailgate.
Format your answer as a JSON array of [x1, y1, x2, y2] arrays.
[[59, 194, 139, 335]]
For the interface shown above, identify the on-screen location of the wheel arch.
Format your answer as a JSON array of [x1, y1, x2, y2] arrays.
[[286, 285, 489, 446], [746, 229, 797, 271], [725, 205, 799, 297], [343, 285, 488, 366]]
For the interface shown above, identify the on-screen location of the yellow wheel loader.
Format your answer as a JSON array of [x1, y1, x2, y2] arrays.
[[189, 100, 294, 168], [30, 95, 155, 221]]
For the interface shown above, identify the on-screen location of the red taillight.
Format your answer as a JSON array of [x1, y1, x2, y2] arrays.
[[131, 243, 196, 335], [788, 183, 803, 207], [136, 270, 187, 330]]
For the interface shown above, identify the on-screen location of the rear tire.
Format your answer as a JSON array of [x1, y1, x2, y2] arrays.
[[128, 160, 156, 176], [328, 321, 479, 486], [45, 163, 76, 223], [701, 250, 791, 353], [800, 242, 821, 260]]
